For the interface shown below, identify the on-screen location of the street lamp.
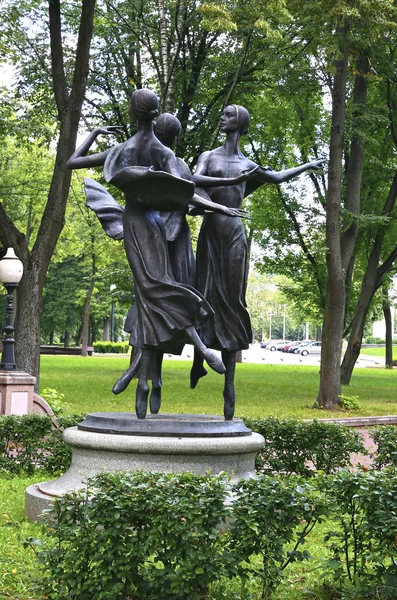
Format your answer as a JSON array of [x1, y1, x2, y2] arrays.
[[110, 284, 116, 343], [0, 248, 23, 370]]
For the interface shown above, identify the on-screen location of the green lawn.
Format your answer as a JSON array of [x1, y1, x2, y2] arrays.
[[360, 345, 397, 359], [39, 355, 397, 419]]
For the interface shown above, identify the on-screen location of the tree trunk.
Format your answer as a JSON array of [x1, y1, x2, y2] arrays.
[[15, 265, 42, 379], [341, 173, 397, 382], [340, 274, 379, 384], [2, 0, 97, 388], [64, 330, 70, 348], [157, 0, 169, 108], [316, 23, 349, 409], [49, 330, 54, 345], [383, 286, 393, 369]]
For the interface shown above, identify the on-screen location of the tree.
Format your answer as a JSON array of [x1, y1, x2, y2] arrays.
[[0, 0, 96, 384]]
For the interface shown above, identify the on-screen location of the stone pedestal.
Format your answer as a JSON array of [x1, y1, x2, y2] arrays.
[[0, 371, 53, 417], [25, 413, 265, 521]]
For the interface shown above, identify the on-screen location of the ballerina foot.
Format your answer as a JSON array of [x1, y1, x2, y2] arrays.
[[113, 370, 135, 395], [190, 364, 208, 389], [223, 384, 236, 421], [150, 387, 162, 414], [136, 384, 149, 419], [202, 349, 226, 375], [112, 350, 141, 395]]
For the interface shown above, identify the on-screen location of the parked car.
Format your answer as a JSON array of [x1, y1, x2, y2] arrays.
[[276, 341, 291, 351], [261, 340, 279, 350], [288, 341, 313, 353], [267, 340, 286, 351], [282, 341, 299, 353], [299, 341, 322, 356]]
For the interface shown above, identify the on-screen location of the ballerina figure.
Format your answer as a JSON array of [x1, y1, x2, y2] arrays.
[[190, 104, 324, 420], [66, 90, 256, 419]]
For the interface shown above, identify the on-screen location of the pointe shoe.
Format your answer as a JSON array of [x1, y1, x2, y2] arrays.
[[112, 350, 141, 395], [190, 364, 208, 389], [223, 385, 236, 421], [202, 349, 226, 375], [136, 384, 149, 419], [150, 388, 162, 414]]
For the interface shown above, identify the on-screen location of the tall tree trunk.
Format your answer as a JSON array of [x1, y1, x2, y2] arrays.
[[157, 0, 169, 110], [341, 55, 369, 310], [316, 24, 349, 409], [64, 330, 70, 348], [341, 172, 397, 383], [0, 0, 97, 388], [340, 269, 379, 384], [383, 285, 393, 369]]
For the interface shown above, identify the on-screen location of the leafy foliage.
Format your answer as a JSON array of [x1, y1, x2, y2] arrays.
[[38, 471, 229, 600], [93, 341, 130, 353], [372, 425, 397, 470], [321, 469, 397, 598], [242, 416, 367, 476], [229, 475, 329, 599], [0, 414, 84, 475]]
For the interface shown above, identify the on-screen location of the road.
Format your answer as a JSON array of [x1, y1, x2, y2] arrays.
[[163, 343, 383, 369]]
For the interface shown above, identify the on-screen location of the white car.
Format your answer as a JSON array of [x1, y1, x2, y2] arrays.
[[299, 341, 322, 356], [268, 340, 289, 351]]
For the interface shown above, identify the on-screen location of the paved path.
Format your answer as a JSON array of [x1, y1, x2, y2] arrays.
[[163, 343, 383, 369], [350, 429, 377, 469]]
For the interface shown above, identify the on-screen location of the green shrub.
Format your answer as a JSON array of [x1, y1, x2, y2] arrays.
[[0, 413, 85, 475], [35, 471, 333, 600], [241, 416, 367, 476], [93, 341, 130, 354], [371, 425, 397, 469], [229, 475, 329, 599], [41, 387, 70, 416], [364, 336, 385, 344], [321, 469, 397, 598], [339, 393, 361, 411], [38, 471, 229, 600], [0, 415, 53, 474]]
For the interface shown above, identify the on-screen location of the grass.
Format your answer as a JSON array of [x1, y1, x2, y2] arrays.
[[360, 345, 397, 359], [39, 355, 397, 418], [0, 474, 45, 599]]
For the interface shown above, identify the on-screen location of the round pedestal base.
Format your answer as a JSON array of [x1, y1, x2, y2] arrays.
[[25, 415, 264, 521]]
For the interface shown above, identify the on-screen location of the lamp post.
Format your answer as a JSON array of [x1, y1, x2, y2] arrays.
[[0, 248, 23, 370], [110, 284, 116, 343]]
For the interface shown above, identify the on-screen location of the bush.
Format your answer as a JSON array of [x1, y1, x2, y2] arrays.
[[0, 413, 85, 475], [93, 341, 130, 354], [364, 336, 385, 344], [371, 425, 397, 469], [41, 388, 70, 416], [241, 416, 367, 476], [229, 475, 329, 598], [321, 469, 397, 598], [38, 471, 229, 600], [34, 471, 332, 600]]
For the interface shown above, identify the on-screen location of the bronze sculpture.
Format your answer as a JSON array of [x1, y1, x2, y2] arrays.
[[190, 104, 324, 420], [66, 90, 256, 418]]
